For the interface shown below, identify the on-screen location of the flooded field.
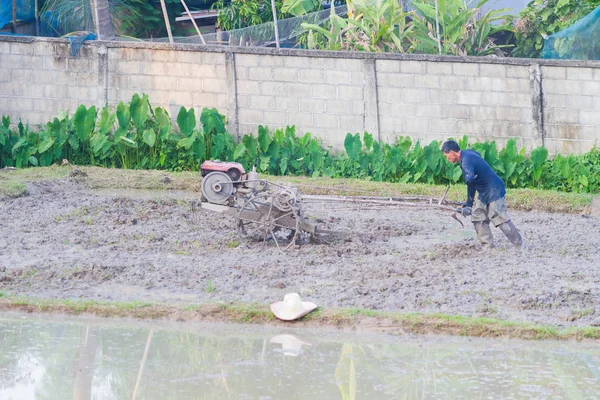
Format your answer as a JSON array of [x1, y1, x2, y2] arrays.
[[0, 179, 599, 327], [1, 313, 599, 399]]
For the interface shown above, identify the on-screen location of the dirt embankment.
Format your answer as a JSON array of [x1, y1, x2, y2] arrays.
[[1, 178, 599, 328]]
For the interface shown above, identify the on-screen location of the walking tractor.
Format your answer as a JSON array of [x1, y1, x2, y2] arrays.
[[199, 160, 465, 248], [199, 160, 318, 248]]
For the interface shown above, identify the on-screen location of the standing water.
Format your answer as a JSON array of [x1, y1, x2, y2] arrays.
[[1, 313, 599, 399]]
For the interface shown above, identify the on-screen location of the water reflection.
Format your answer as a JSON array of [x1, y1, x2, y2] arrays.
[[0, 314, 599, 399]]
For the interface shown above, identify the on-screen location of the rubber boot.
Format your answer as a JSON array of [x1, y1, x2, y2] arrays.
[[472, 221, 494, 249], [498, 220, 523, 248]]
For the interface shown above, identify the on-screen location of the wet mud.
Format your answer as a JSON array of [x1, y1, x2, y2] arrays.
[[1, 179, 599, 327]]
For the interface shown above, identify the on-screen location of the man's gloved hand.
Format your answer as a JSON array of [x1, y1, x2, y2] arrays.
[[456, 205, 472, 216]]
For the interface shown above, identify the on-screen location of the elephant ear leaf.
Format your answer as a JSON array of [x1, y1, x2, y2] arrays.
[[74, 105, 96, 142], [177, 107, 196, 137]]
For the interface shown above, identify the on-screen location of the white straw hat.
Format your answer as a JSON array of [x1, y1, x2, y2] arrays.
[[270, 293, 317, 321], [270, 334, 311, 357]]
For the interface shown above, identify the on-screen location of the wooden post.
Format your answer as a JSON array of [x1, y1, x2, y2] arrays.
[[180, 0, 206, 44], [12, 0, 17, 33], [35, 0, 39, 35], [159, 0, 174, 44], [270, 0, 280, 48]]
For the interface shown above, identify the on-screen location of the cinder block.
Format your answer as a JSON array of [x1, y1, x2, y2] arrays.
[[298, 69, 323, 83], [204, 78, 227, 93], [465, 77, 491, 91], [10, 69, 32, 83], [44, 85, 67, 99], [325, 70, 351, 84], [313, 113, 339, 128], [172, 75, 203, 92], [274, 96, 298, 111], [130, 75, 155, 90], [404, 118, 429, 133], [108, 74, 128, 89], [469, 106, 495, 120], [594, 69, 600, 81], [352, 100, 364, 114], [416, 104, 442, 118], [496, 107, 525, 121], [289, 111, 313, 125], [403, 88, 429, 103], [311, 84, 335, 99], [261, 81, 286, 95], [21, 84, 44, 98], [258, 55, 285, 67], [248, 67, 273, 81], [10, 42, 33, 55], [166, 91, 193, 106], [282, 56, 312, 69], [544, 94, 567, 108], [150, 50, 174, 62], [567, 68, 594, 80], [334, 58, 363, 72], [505, 78, 529, 92], [250, 95, 275, 109], [168, 63, 193, 77], [582, 81, 600, 96], [32, 70, 55, 85], [299, 98, 326, 112], [426, 62, 453, 75], [47, 56, 67, 71], [390, 103, 416, 118], [505, 65, 529, 78], [239, 109, 264, 124], [338, 85, 363, 100], [0, 41, 9, 54], [145, 62, 170, 76], [377, 60, 400, 73], [237, 80, 260, 94], [116, 60, 141, 74], [481, 91, 509, 106], [22, 55, 45, 69], [443, 105, 469, 119], [273, 68, 298, 82], [413, 75, 440, 88], [193, 92, 217, 107], [439, 76, 466, 90], [377, 87, 401, 103], [0, 97, 11, 112], [339, 115, 364, 130], [264, 110, 287, 125], [509, 93, 531, 108], [452, 63, 479, 76], [456, 90, 481, 104], [379, 72, 415, 87], [155, 76, 178, 90], [580, 110, 600, 125], [326, 99, 352, 114], [13, 97, 34, 110], [428, 89, 455, 104], [430, 118, 458, 133], [479, 64, 506, 77], [0, 68, 8, 82], [545, 108, 580, 124], [542, 66, 567, 80], [400, 61, 423, 74], [0, 54, 21, 69]]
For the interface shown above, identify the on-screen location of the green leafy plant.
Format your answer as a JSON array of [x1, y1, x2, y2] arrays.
[[513, 0, 595, 58], [410, 0, 514, 56]]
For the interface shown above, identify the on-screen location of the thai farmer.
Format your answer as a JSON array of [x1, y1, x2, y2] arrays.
[[442, 140, 523, 249]]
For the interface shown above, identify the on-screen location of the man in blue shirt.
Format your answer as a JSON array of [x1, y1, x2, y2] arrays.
[[442, 140, 523, 249]]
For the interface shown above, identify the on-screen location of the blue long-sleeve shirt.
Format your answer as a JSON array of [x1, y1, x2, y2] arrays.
[[460, 149, 506, 206]]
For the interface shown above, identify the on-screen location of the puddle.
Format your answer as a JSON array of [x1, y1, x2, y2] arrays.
[[1, 313, 598, 399]]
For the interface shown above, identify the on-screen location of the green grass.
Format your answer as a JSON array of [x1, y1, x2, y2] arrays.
[[1, 295, 598, 341], [1, 166, 595, 214]]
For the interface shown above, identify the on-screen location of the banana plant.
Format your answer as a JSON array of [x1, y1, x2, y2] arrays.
[[410, 0, 513, 56], [342, 0, 413, 52], [302, 4, 348, 50]]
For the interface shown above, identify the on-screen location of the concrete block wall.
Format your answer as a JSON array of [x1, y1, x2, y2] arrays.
[[235, 53, 375, 147], [107, 47, 229, 119], [542, 66, 600, 154], [377, 60, 536, 149], [0, 40, 103, 124], [1, 36, 600, 154]]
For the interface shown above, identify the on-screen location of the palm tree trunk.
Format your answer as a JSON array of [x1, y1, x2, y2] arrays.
[[93, 0, 115, 40]]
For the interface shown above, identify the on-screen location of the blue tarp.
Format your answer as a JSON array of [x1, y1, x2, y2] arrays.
[[542, 5, 600, 60], [0, 0, 35, 30]]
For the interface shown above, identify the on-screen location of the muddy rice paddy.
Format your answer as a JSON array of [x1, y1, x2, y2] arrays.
[[0, 177, 599, 327]]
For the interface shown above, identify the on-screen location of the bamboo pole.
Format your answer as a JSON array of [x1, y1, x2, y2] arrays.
[[270, 0, 280, 48], [180, 0, 206, 44], [159, 0, 174, 44], [132, 330, 153, 400]]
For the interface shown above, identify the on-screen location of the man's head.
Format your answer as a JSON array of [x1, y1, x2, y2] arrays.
[[442, 140, 461, 163]]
